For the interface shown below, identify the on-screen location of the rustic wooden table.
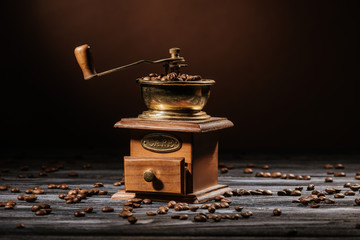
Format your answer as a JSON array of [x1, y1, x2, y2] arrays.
[[0, 149, 359, 239]]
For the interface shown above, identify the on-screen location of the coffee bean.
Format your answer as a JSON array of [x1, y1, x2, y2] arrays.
[[255, 172, 264, 177], [146, 211, 156, 216], [113, 181, 123, 186], [354, 198, 360, 206], [263, 172, 271, 178], [225, 164, 234, 169], [290, 190, 302, 196], [334, 193, 345, 198], [58, 184, 69, 190], [335, 163, 344, 169], [250, 190, 263, 195], [277, 191, 287, 196], [24, 189, 33, 194], [39, 171, 47, 177], [303, 175, 311, 180], [325, 188, 336, 194], [47, 184, 57, 189], [271, 172, 282, 178], [325, 177, 333, 182], [262, 189, 273, 195], [295, 187, 303, 191], [194, 214, 207, 222], [189, 206, 199, 212], [98, 190, 108, 195], [240, 211, 253, 218], [35, 209, 47, 216], [295, 175, 303, 180], [355, 175, 360, 180], [16, 223, 25, 229], [234, 206, 244, 212], [307, 184, 315, 191], [324, 164, 334, 169], [350, 184, 360, 191], [84, 207, 93, 213], [273, 208, 282, 216], [142, 198, 152, 204], [220, 168, 228, 174], [25, 195, 37, 202], [230, 213, 240, 220], [119, 210, 133, 218], [17, 195, 25, 200], [17, 174, 25, 178], [221, 198, 232, 203], [127, 216, 137, 224], [82, 163, 92, 169], [324, 198, 335, 204], [280, 174, 287, 179], [334, 172, 346, 177], [208, 214, 217, 219], [311, 203, 320, 208], [220, 202, 229, 208], [243, 168, 253, 174], [93, 182, 103, 188], [261, 165, 269, 169], [32, 189, 45, 194], [123, 206, 133, 212], [102, 207, 114, 212], [73, 210, 85, 217], [179, 214, 188, 220], [327, 170, 334, 175], [4, 205, 14, 209], [10, 187, 20, 193], [224, 191, 233, 197], [168, 200, 177, 208], [208, 206, 216, 213], [344, 190, 356, 196], [214, 195, 224, 201], [157, 206, 168, 214], [287, 173, 295, 179]]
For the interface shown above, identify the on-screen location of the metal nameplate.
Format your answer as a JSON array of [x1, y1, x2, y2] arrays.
[[141, 133, 182, 153]]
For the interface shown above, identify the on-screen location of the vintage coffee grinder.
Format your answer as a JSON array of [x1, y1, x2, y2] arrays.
[[74, 45, 233, 203]]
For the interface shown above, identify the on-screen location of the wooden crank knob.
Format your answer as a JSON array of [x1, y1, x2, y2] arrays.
[[74, 44, 97, 80], [143, 169, 155, 182]]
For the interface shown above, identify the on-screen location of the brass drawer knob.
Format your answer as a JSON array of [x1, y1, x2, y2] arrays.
[[143, 169, 155, 182]]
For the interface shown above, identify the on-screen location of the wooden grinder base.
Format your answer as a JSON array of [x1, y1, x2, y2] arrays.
[[111, 117, 233, 203]]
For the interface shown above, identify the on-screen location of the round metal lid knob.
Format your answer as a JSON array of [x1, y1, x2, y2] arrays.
[[169, 48, 180, 58], [143, 169, 155, 182]]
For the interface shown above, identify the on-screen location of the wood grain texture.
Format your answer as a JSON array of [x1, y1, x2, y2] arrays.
[[124, 156, 185, 194], [1, 150, 360, 239], [114, 117, 234, 133]]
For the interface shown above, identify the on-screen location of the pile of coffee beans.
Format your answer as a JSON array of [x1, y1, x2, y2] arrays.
[[141, 72, 202, 82], [58, 188, 107, 204], [17, 194, 37, 202]]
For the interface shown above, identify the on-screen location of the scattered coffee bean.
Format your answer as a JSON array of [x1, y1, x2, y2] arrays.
[[355, 175, 360, 180], [334, 193, 345, 198], [143, 199, 152, 204], [307, 184, 315, 191], [261, 165, 269, 169], [47, 184, 57, 189], [350, 184, 360, 191], [271, 172, 282, 178], [168, 200, 177, 208], [226, 164, 234, 169], [324, 198, 335, 204], [220, 202, 229, 208], [295, 186, 303, 191], [290, 190, 302, 196], [255, 172, 264, 177], [273, 208, 282, 216], [287, 173, 295, 179], [32, 189, 45, 194], [35, 209, 47, 216], [263, 189, 273, 195], [17, 174, 25, 178], [190, 206, 199, 212], [354, 198, 360, 206], [208, 206, 216, 213], [295, 175, 303, 180], [93, 182, 103, 188], [119, 211, 133, 218], [327, 170, 334, 175], [179, 214, 188, 220], [230, 213, 240, 220], [220, 168, 228, 174], [127, 216, 137, 224], [123, 206, 133, 212], [194, 214, 207, 222], [334, 172, 346, 177], [324, 164, 334, 169], [102, 207, 114, 212], [74, 211, 85, 217], [234, 206, 244, 212], [263, 172, 271, 177], [325, 177, 333, 182], [10, 187, 20, 193], [113, 181, 123, 186], [311, 203, 320, 208], [214, 195, 224, 201], [25, 195, 37, 203], [325, 188, 336, 194], [224, 191, 233, 197], [157, 206, 168, 214], [240, 211, 253, 218], [17, 195, 25, 200], [344, 190, 356, 196], [243, 168, 253, 174], [246, 163, 255, 167], [4, 204, 14, 209], [277, 191, 287, 196], [98, 190, 108, 195], [335, 163, 344, 169], [146, 211, 156, 216], [84, 207, 93, 213]]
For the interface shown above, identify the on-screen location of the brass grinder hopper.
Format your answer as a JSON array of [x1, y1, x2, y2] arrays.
[[74, 45, 215, 120]]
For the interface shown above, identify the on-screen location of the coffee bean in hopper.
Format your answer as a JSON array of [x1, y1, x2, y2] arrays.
[[273, 208, 282, 216]]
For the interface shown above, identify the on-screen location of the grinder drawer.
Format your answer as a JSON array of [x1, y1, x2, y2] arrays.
[[124, 156, 185, 194]]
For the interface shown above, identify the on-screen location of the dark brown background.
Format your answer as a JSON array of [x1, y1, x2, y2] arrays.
[[2, 0, 359, 153]]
